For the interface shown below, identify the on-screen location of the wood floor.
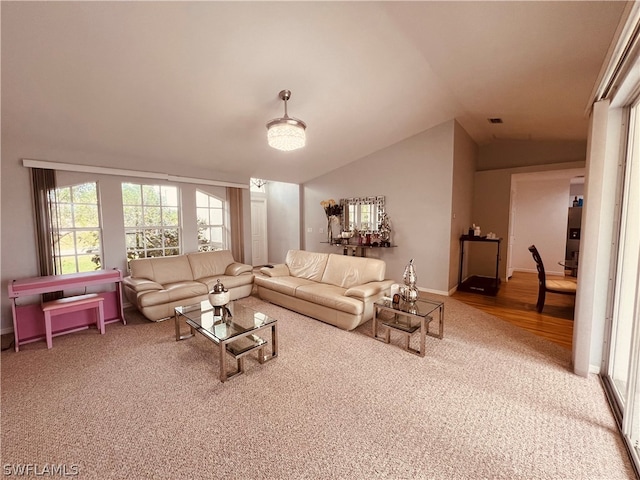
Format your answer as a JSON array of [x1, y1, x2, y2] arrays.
[[452, 271, 575, 350]]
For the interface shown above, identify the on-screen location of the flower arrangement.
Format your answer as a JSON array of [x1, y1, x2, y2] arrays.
[[321, 199, 343, 244], [320, 199, 343, 217]]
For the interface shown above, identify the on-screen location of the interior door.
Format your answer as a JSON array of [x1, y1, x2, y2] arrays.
[[250, 196, 268, 267]]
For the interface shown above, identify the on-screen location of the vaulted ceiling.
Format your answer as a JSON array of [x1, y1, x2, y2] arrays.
[[1, 1, 629, 184]]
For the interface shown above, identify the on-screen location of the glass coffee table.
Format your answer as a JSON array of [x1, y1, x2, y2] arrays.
[[174, 300, 278, 382], [373, 296, 444, 357]]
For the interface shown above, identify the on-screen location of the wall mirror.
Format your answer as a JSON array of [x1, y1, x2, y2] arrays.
[[340, 196, 385, 233]]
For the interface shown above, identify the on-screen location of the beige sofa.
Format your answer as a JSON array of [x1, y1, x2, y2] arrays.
[[123, 250, 254, 321], [255, 250, 393, 330]]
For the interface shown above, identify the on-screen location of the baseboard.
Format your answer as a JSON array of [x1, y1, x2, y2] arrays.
[[417, 286, 450, 297], [514, 267, 566, 277], [514, 268, 537, 274], [589, 364, 601, 375]]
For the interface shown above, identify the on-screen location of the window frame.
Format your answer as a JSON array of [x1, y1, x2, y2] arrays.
[[196, 189, 227, 252], [52, 181, 103, 274], [121, 182, 182, 260]]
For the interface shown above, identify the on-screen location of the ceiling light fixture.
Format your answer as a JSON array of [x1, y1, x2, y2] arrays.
[[266, 90, 306, 151], [251, 178, 268, 189]]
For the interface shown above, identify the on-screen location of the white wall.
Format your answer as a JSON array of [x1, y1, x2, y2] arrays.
[[302, 120, 464, 294]]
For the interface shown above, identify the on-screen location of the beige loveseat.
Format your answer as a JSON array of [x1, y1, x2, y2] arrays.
[[123, 250, 254, 321], [255, 250, 393, 330]]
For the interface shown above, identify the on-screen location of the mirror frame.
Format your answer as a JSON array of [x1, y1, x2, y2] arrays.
[[340, 196, 385, 233]]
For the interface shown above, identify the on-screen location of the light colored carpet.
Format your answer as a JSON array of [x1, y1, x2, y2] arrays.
[[1, 294, 635, 479]]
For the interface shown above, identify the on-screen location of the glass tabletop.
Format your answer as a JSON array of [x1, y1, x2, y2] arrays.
[[175, 300, 276, 343], [374, 296, 443, 318]]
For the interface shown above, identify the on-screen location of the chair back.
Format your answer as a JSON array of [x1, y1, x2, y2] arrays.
[[528, 245, 546, 287]]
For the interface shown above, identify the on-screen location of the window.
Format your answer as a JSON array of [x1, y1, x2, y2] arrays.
[[196, 190, 225, 252], [122, 183, 180, 259], [53, 182, 102, 273]]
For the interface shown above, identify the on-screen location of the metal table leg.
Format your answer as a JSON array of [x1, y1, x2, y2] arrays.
[[175, 312, 194, 341]]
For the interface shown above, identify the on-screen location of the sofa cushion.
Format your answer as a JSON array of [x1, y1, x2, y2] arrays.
[[123, 277, 163, 292], [187, 250, 236, 280], [225, 263, 253, 276], [255, 274, 317, 296], [137, 281, 208, 307], [259, 264, 290, 277], [130, 255, 195, 285], [295, 284, 364, 316], [320, 254, 386, 289], [285, 250, 329, 282]]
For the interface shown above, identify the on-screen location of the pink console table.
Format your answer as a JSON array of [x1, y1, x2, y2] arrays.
[[8, 269, 126, 352]]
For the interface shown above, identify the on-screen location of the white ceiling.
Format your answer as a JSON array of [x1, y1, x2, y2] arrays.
[[1, 1, 628, 184]]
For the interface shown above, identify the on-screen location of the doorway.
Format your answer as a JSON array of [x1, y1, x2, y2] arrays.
[[507, 168, 585, 278]]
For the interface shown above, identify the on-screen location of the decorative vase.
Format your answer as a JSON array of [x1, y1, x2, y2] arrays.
[[327, 215, 341, 244], [208, 279, 230, 310], [401, 259, 419, 303], [401, 284, 419, 303]]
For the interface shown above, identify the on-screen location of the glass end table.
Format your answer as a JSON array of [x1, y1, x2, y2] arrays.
[[174, 300, 278, 382], [373, 296, 444, 357]]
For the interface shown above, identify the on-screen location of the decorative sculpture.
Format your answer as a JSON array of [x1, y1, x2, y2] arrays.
[[209, 279, 230, 315], [400, 259, 419, 303], [378, 213, 391, 247]]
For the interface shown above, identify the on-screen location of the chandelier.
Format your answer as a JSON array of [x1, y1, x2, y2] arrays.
[[251, 178, 268, 189], [266, 90, 306, 151]]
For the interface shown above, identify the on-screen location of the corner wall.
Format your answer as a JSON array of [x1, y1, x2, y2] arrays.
[[449, 121, 478, 290]]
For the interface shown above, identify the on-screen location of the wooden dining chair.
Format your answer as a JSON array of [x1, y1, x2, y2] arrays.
[[528, 245, 577, 313]]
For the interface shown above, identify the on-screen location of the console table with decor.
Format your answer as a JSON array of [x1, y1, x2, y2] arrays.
[[8, 269, 125, 351], [458, 235, 502, 296], [325, 242, 397, 257]]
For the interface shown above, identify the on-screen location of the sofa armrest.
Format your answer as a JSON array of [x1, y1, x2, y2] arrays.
[[345, 280, 394, 299], [123, 277, 163, 293], [259, 264, 290, 277], [225, 262, 253, 276]]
